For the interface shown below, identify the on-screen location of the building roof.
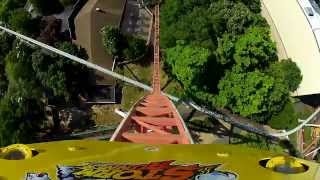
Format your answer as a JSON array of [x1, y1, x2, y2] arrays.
[[74, 0, 126, 85], [262, 0, 320, 96]]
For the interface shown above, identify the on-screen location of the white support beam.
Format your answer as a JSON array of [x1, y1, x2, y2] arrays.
[[304, 124, 320, 128]]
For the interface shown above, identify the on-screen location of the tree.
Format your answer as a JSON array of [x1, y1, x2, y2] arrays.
[[181, 7, 215, 50], [267, 59, 302, 92], [8, 9, 34, 35], [208, 0, 239, 39], [31, 49, 67, 97], [240, 0, 261, 13], [0, 0, 27, 22], [4, 42, 42, 99], [123, 36, 147, 60], [0, 33, 14, 98], [226, 3, 253, 35], [215, 70, 289, 121], [216, 33, 237, 65], [165, 41, 210, 89], [268, 101, 298, 130], [29, 0, 64, 15], [234, 27, 277, 71], [160, 0, 215, 49], [55, 41, 91, 100], [0, 95, 43, 146], [37, 16, 62, 45], [101, 26, 124, 57]]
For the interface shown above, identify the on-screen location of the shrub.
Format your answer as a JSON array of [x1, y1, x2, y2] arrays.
[[8, 9, 34, 35], [268, 101, 298, 130], [29, 0, 64, 15], [123, 36, 147, 60]]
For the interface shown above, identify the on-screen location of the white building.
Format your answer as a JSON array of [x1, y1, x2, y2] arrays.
[[262, 0, 320, 97]]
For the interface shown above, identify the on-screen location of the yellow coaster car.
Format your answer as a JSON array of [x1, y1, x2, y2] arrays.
[[0, 140, 319, 179]]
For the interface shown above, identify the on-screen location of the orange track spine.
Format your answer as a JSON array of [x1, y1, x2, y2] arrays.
[[110, 4, 192, 144], [152, 5, 161, 94]]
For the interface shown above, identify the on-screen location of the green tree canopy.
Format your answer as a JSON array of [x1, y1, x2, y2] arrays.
[[234, 27, 277, 71], [4, 42, 42, 99], [215, 70, 289, 121], [29, 0, 63, 15], [216, 33, 237, 65], [31, 49, 67, 97], [267, 59, 302, 92], [226, 3, 253, 35], [165, 41, 210, 89], [161, 7, 214, 50], [0, 33, 14, 97], [240, 0, 261, 13], [0, 95, 43, 146], [268, 101, 298, 130], [101, 26, 124, 57], [55, 41, 91, 100], [123, 36, 147, 60], [8, 9, 34, 35], [0, 0, 27, 22]]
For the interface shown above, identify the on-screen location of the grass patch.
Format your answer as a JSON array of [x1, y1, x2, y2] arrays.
[[91, 105, 122, 126], [123, 63, 152, 85], [116, 61, 182, 111], [121, 85, 146, 111]]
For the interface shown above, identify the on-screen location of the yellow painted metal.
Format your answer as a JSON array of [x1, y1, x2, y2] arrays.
[[0, 140, 318, 179], [266, 156, 306, 173], [0, 144, 33, 160]]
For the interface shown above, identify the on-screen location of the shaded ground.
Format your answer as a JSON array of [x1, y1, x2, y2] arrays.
[[53, 5, 74, 32]]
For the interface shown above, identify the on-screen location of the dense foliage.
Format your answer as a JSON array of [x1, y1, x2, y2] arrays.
[[8, 9, 35, 35], [101, 26, 124, 57], [0, 33, 14, 98], [37, 17, 62, 45], [268, 102, 298, 130], [267, 59, 302, 92], [165, 41, 210, 89], [29, 0, 64, 15], [0, 0, 27, 22], [161, 0, 302, 123], [0, 0, 91, 145], [101, 25, 148, 60], [215, 70, 288, 121]]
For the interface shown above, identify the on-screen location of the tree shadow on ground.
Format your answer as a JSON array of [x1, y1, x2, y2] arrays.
[[188, 117, 230, 138], [161, 78, 173, 91], [279, 140, 301, 157], [123, 64, 142, 82]]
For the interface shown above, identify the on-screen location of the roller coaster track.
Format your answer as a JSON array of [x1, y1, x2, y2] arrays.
[[0, 24, 314, 140]]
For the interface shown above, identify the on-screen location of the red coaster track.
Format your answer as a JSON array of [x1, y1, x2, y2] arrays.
[[110, 5, 193, 144]]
